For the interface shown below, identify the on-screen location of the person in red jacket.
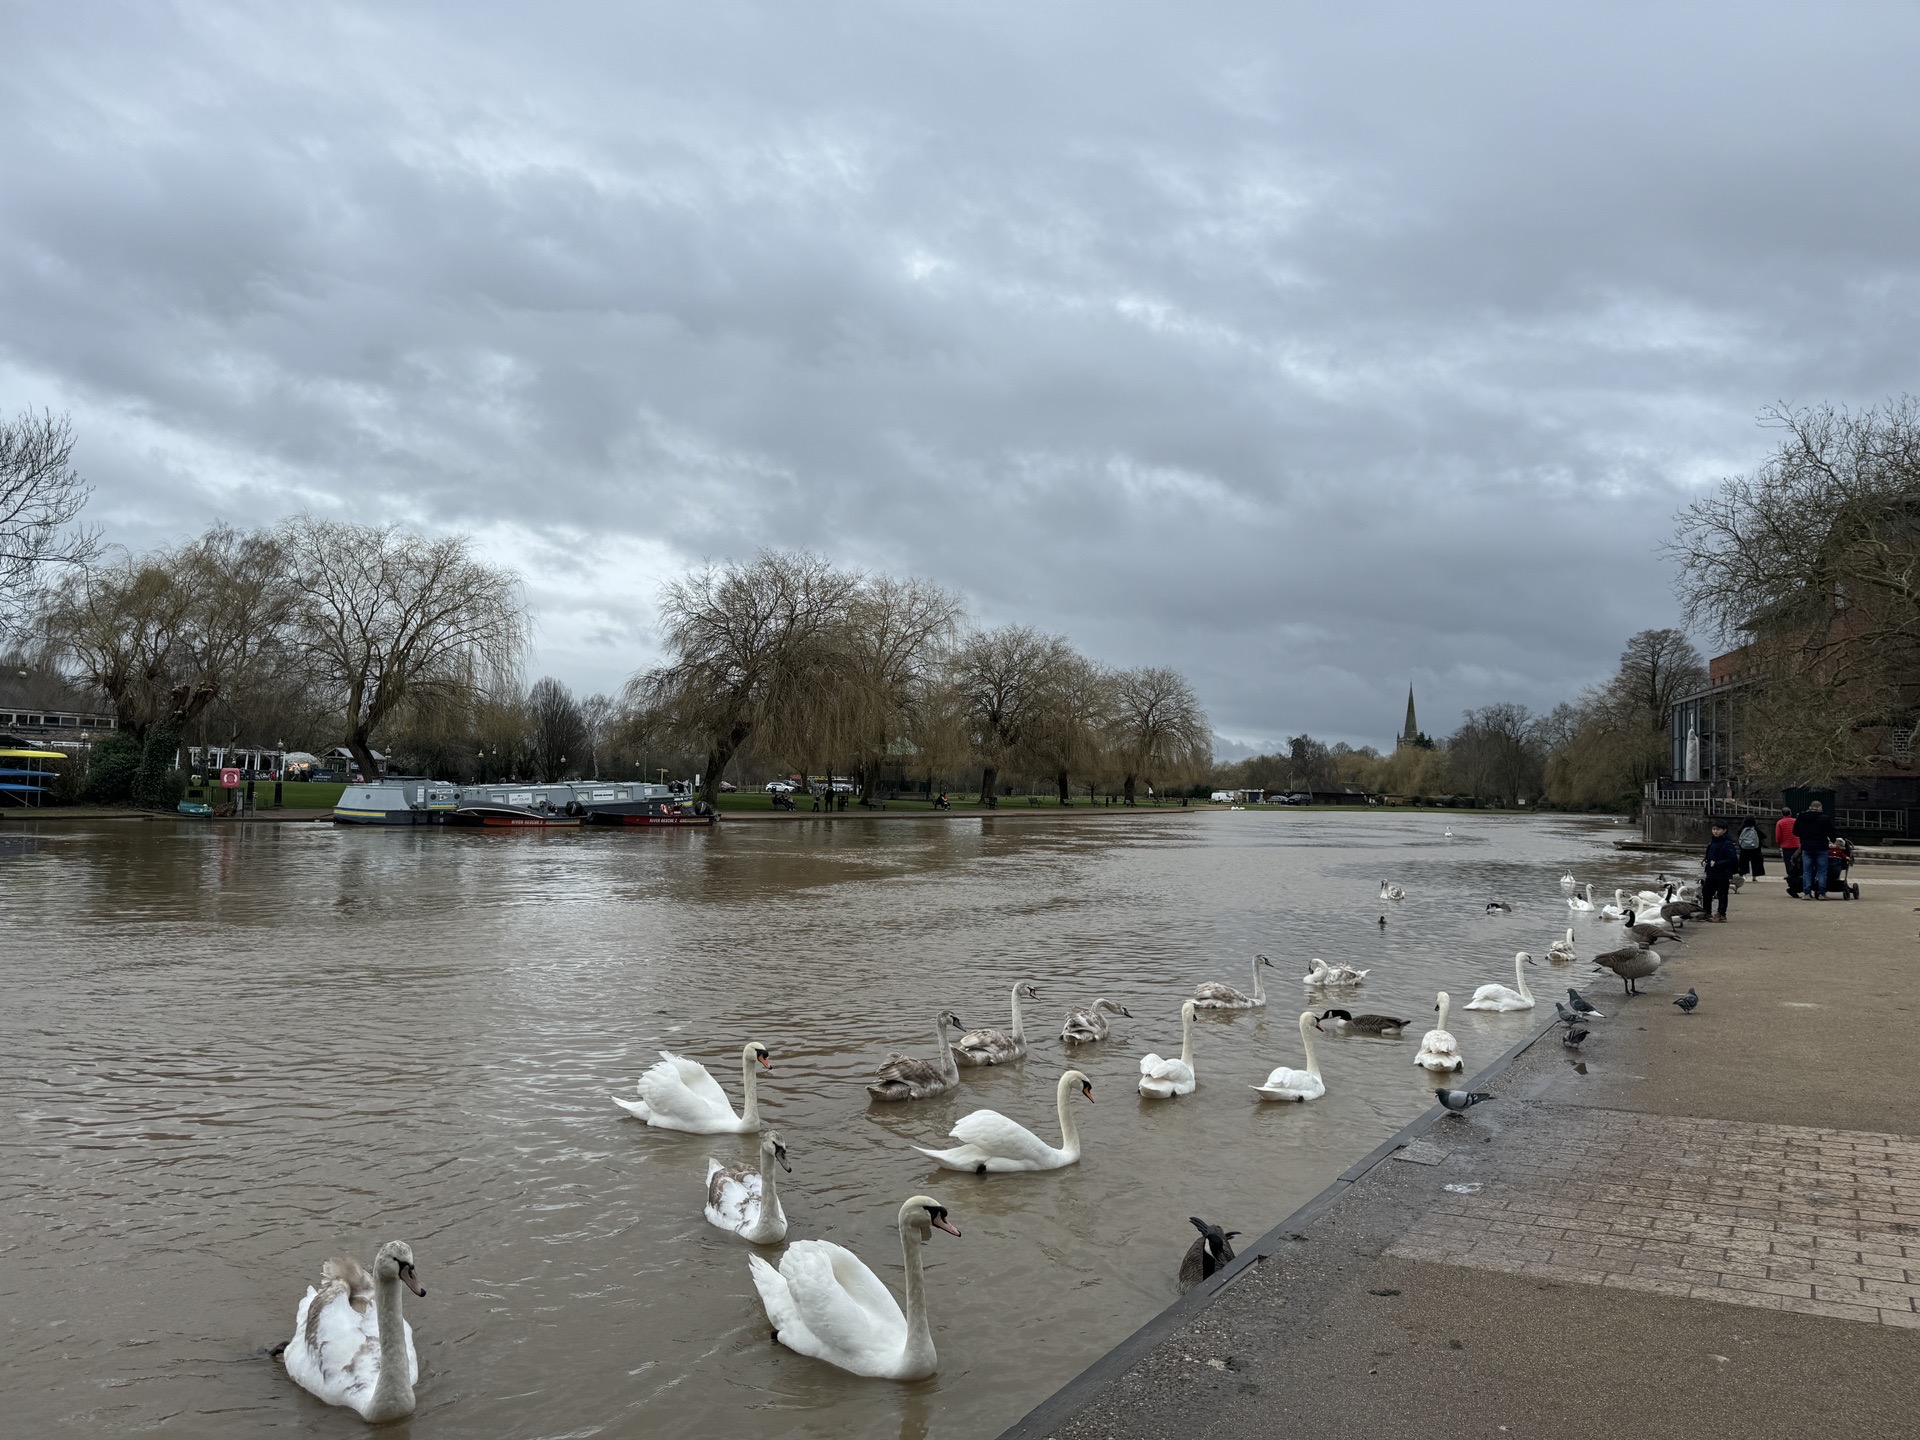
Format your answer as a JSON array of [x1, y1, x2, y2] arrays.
[[1774, 806, 1801, 897]]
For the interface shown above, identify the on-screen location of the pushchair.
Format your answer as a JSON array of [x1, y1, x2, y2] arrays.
[[1826, 837, 1861, 899]]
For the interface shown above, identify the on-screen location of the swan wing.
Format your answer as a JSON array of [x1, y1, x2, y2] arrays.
[[1138, 1053, 1186, 1082], [286, 1283, 414, 1416], [1422, 1026, 1460, 1053], [1193, 982, 1248, 1004], [635, 1054, 736, 1129], [1465, 984, 1521, 1010], [766, 1240, 905, 1371], [705, 1158, 762, 1231], [947, 1108, 1058, 1166], [661, 1052, 733, 1111]]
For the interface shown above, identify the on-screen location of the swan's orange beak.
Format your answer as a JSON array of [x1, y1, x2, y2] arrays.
[[756, 1053, 773, 1070], [1081, 1081, 1095, 1103], [933, 1215, 961, 1237]]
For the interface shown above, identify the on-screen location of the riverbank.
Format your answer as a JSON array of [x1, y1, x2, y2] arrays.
[[1001, 866, 1920, 1440]]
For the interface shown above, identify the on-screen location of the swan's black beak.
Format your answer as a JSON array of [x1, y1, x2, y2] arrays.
[[775, 1146, 792, 1173], [398, 1262, 426, 1298]]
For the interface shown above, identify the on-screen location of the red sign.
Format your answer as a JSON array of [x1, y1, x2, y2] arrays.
[[220, 768, 243, 789]]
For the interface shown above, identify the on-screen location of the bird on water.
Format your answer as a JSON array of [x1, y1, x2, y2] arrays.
[[1178, 1218, 1240, 1292]]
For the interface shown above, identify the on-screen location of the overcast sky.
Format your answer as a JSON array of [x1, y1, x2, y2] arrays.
[[4, 3, 1917, 751]]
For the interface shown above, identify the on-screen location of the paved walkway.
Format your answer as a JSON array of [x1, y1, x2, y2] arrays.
[[1002, 869, 1920, 1440]]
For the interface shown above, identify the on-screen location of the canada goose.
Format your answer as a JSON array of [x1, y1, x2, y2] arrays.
[[1621, 910, 1681, 947], [1316, 1008, 1413, 1035], [1591, 942, 1662, 996], [1179, 1218, 1239, 1292]]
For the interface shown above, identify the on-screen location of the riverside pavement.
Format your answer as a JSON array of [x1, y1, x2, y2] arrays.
[[1001, 866, 1920, 1440]]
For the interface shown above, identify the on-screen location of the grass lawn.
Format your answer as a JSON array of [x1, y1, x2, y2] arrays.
[[713, 791, 1201, 813], [184, 779, 347, 809]]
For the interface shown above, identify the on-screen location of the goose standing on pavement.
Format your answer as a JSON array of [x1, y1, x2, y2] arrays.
[[1591, 941, 1662, 996]]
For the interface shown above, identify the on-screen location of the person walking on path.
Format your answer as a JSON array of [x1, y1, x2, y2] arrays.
[[1737, 819, 1766, 879], [1793, 801, 1835, 899], [1774, 806, 1801, 896], [1702, 820, 1740, 921]]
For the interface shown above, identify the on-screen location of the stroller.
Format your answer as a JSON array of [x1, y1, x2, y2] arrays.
[[1825, 837, 1861, 899]]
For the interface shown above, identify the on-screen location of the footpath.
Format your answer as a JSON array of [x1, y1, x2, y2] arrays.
[[1002, 867, 1920, 1440]]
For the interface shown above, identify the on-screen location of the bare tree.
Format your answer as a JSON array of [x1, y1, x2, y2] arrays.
[[528, 676, 587, 781], [1027, 653, 1117, 803], [1670, 399, 1920, 779], [580, 692, 615, 778], [1111, 666, 1210, 803], [1447, 702, 1544, 804], [948, 626, 1072, 806], [1, 411, 99, 633], [827, 575, 963, 799], [283, 517, 529, 782], [630, 552, 858, 804]]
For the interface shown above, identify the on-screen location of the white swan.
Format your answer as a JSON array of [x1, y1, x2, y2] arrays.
[[282, 1242, 425, 1422], [1567, 883, 1595, 913], [1253, 1011, 1327, 1102], [1379, 879, 1406, 901], [1303, 956, 1370, 987], [705, 1131, 790, 1244], [1415, 991, 1464, 1072], [1193, 954, 1273, 1009], [1600, 888, 1630, 921], [952, 982, 1040, 1066], [1559, 872, 1577, 892], [913, 1069, 1093, 1172], [614, 1041, 770, 1133], [748, 1195, 961, 1380], [1138, 999, 1198, 1098], [1546, 927, 1577, 963], [1465, 950, 1537, 1011]]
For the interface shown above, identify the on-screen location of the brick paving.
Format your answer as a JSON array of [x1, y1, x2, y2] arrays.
[[1388, 1105, 1920, 1327]]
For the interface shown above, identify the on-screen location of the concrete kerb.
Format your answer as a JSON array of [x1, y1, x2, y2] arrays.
[[994, 1010, 1565, 1440]]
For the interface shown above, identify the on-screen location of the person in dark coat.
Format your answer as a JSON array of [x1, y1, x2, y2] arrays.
[[1702, 820, 1741, 921], [1793, 801, 1835, 899], [1737, 819, 1766, 879]]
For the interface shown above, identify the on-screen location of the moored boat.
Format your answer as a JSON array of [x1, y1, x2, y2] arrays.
[[333, 779, 462, 825], [449, 784, 581, 827]]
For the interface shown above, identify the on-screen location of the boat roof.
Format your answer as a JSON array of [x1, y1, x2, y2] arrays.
[[0, 748, 66, 760]]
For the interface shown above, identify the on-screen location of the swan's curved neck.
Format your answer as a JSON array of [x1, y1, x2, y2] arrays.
[[758, 1144, 781, 1211], [368, 1272, 413, 1419], [1054, 1073, 1083, 1160], [935, 1016, 959, 1082], [1008, 986, 1026, 1041], [1515, 954, 1533, 1001], [1178, 1006, 1194, 1068], [1436, 994, 1451, 1030], [1249, 957, 1265, 1001], [899, 1223, 935, 1374], [1300, 1014, 1321, 1078], [739, 1047, 761, 1126]]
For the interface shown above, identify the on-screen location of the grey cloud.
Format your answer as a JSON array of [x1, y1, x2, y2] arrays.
[[3, 2, 1918, 747]]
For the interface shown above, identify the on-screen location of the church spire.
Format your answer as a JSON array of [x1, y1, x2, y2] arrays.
[[1402, 684, 1418, 743]]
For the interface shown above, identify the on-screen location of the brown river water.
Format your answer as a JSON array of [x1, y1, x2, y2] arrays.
[[0, 810, 1654, 1438]]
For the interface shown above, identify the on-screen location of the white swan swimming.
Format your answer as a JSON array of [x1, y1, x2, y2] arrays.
[[1546, 927, 1577, 963], [749, 1195, 961, 1380], [1061, 997, 1130, 1043], [1379, 879, 1406, 901], [705, 1131, 791, 1244], [1465, 951, 1537, 1011], [614, 1042, 771, 1134], [913, 1068, 1094, 1172], [1559, 872, 1577, 892], [1253, 1010, 1327, 1102], [952, 982, 1040, 1066], [1415, 991, 1465, 1072], [1138, 1000, 1198, 1098], [1567, 883, 1596, 913], [281, 1242, 425, 1422], [1193, 954, 1273, 1010]]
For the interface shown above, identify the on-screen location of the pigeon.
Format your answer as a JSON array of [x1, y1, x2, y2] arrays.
[[1435, 1088, 1495, 1114], [1672, 987, 1699, 1015], [1561, 1026, 1589, 1048], [1565, 988, 1604, 1018], [1553, 1001, 1585, 1026]]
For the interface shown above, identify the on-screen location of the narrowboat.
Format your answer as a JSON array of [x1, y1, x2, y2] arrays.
[[448, 783, 582, 828], [562, 780, 714, 827], [333, 779, 463, 825]]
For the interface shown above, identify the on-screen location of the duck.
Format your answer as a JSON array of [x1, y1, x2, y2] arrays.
[[1193, 954, 1274, 1010], [1415, 992, 1465, 1072], [1567, 884, 1596, 913], [1464, 951, 1537, 1012], [1303, 957, 1370, 987], [1138, 1000, 1198, 1098], [1379, 879, 1407, 902], [1179, 1218, 1239, 1292], [705, 1131, 791, 1244], [951, 983, 1040, 1066], [913, 1069, 1094, 1172], [1591, 941, 1662, 996], [1061, 997, 1131, 1044], [615, 1042, 771, 1134], [1546, 928, 1577, 963], [1485, 900, 1513, 914], [1316, 1008, 1413, 1035], [1252, 1010, 1327, 1102], [281, 1242, 425, 1422], [748, 1195, 961, 1379], [867, 1012, 966, 1102]]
